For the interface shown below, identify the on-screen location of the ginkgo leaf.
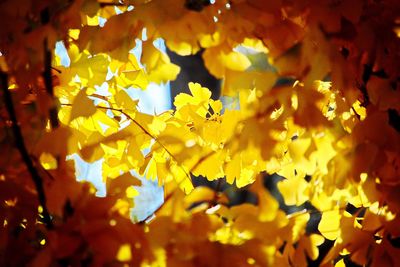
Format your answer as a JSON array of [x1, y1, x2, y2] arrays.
[[59, 45, 109, 87], [147, 62, 180, 84], [209, 99, 222, 114], [299, 234, 325, 266], [80, 129, 133, 162], [115, 89, 139, 110], [225, 153, 242, 185], [69, 89, 97, 122], [222, 70, 277, 96], [80, 12, 140, 61], [141, 40, 181, 83], [80, 143, 105, 163], [305, 234, 325, 260], [191, 151, 225, 180], [203, 46, 252, 78], [335, 259, 345, 267], [288, 137, 311, 164], [174, 173, 194, 195], [107, 172, 142, 198], [174, 82, 211, 113], [287, 212, 310, 242], [277, 176, 309, 206], [318, 208, 341, 240], [4, 0, 400, 265], [184, 186, 215, 208]]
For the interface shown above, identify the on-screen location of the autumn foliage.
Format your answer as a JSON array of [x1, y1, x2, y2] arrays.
[[1, 0, 400, 266]]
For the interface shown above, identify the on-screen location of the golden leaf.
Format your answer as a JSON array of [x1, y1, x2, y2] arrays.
[[69, 88, 97, 122]]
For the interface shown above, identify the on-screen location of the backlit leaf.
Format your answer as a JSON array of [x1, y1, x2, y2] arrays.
[[318, 208, 341, 240], [69, 89, 97, 122]]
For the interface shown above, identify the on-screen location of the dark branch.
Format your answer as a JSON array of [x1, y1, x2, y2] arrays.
[[98, 1, 127, 7], [358, 64, 371, 107], [388, 109, 400, 133], [43, 39, 59, 129], [0, 72, 53, 229]]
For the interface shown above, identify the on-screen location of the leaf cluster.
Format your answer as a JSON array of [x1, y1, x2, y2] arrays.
[[1, 0, 400, 266]]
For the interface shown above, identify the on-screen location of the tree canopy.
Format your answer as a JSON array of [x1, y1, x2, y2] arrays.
[[1, 0, 400, 266]]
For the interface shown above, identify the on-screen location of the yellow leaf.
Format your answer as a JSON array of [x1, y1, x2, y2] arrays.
[[39, 153, 58, 170], [258, 186, 279, 222], [306, 234, 325, 260], [141, 40, 181, 83], [191, 150, 225, 180], [115, 89, 138, 110], [107, 172, 142, 197], [223, 51, 252, 72], [116, 244, 132, 262], [335, 259, 346, 267], [147, 62, 180, 84], [277, 176, 309, 206], [288, 212, 310, 242], [174, 82, 211, 114], [79, 143, 105, 162], [61, 45, 109, 87], [222, 70, 277, 96], [288, 137, 311, 164], [318, 208, 341, 240], [69, 89, 96, 122], [184, 186, 215, 207], [225, 153, 242, 185], [203, 46, 251, 78], [210, 99, 223, 114], [80, 130, 131, 162], [125, 186, 139, 198]]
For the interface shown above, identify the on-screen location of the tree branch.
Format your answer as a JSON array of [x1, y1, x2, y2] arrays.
[[98, 1, 128, 7], [1, 72, 53, 229], [43, 39, 59, 129]]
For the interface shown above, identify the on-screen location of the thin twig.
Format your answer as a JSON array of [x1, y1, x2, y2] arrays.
[[351, 106, 361, 120], [50, 67, 62, 74], [1, 72, 53, 229]]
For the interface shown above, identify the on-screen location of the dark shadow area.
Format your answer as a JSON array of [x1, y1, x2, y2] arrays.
[[167, 49, 221, 104]]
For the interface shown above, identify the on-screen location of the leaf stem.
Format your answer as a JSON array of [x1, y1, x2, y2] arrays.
[[351, 106, 361, 120]]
